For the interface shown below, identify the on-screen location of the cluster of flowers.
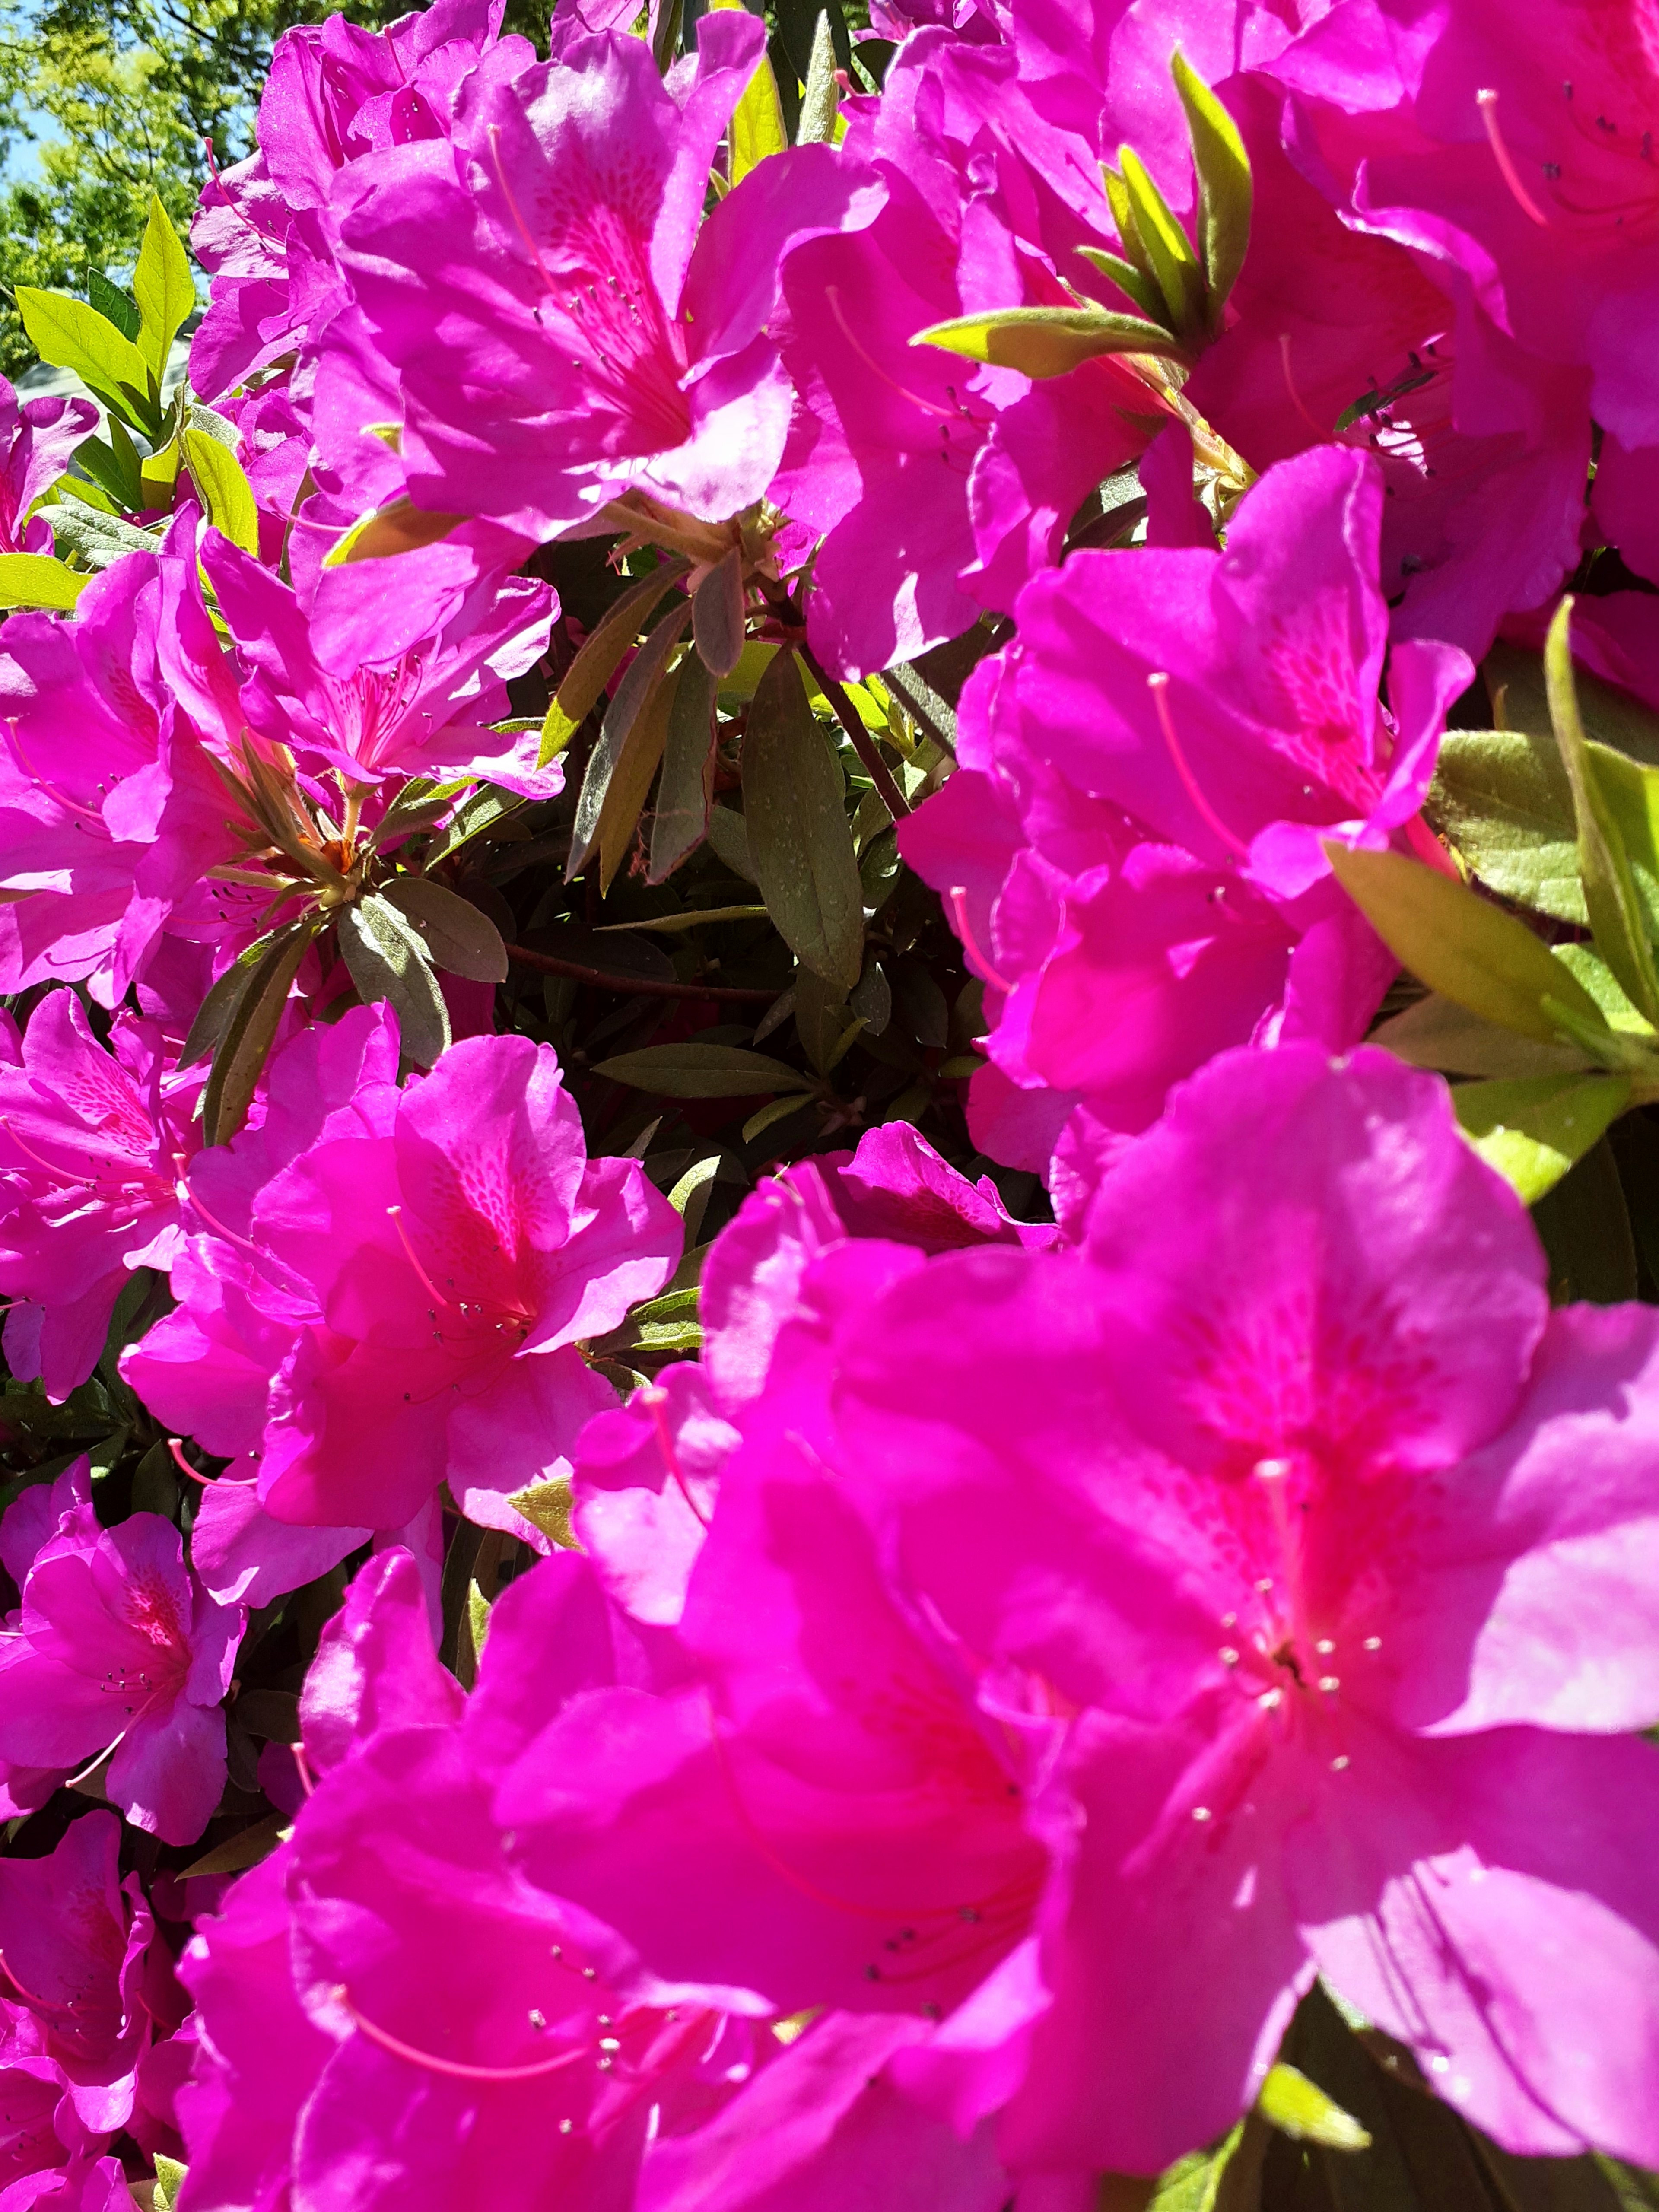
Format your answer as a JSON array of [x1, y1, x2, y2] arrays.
[[0, 0, 1658, 2202]]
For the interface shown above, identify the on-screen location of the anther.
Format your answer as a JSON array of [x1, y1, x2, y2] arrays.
[[1330, 1755, 1350, 1771], [1192, 1806, 1213, 1822], [1220, 1647, 1239, 1667], [1317, 1675, 1340, 1694]]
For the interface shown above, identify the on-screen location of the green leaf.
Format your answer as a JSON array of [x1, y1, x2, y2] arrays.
[[1533, 1135, 1639, 1305], [594, 1042, 815, 1098], [15, 287, 158, 434], [1170, 49, 1252, 329], [1452, 1071, 1632, 1202], [0, 553, 89, 612], [152, 2155, 188, 2212], [721, 3, 789, 182], [1142, 2126, 1246, 2212], [133, 192, 195, 381], [339, 894, 452, 1067], [1546, 598, 1659, 1027], [44, 498, 156, 567], [597, 904, 767, 933], [1485, 636, 1659, 769], [743, 648, 866, 991], [86, 267, 139, 343], [1325, 842, 1611, 1049], [422, 783, 524, 868], [380, 877, 509, 983], [797, 8, 839, 144], [1369, 991, 1595, 1079], [1074, 243, 1168, 324], [1587, 739, 1659, 940], [742, 1093, 812, 1144], [329, 499, 465, 566], [1427, 726, 1583, 923], [1255, 2062, 1371, 2150], [569, 601, 690, 880], [202, 919, 317, 1144], [508, 1476, 580, 1549], [666, 1152, 721, 1245], [597, 652, 680, 895], [178, 1810, 290, 1880], [466, 1577, 493, 1666], [914, 303, 1185, 378], [1114, 143, 1206, 340], [182, 427, 259, 554], [705, 804, 757, 883], [692, 545, 746, 677], [1101, 162, 1158, 300], [179, 926, 289, 1067], [650, 653, 719, 883], [540, 560, 690, 767]]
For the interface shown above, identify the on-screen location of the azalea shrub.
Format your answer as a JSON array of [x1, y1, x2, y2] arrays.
[[5, 0, 1659, 2207]]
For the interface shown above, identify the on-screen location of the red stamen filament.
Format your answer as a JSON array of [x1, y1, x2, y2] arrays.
[[1147, 673, 1252, 861], [1476, 90, 1555, 229], [337, 1988, 591, 2082], [830, 286, 979, 426], [167, 1437, 222, 1488], [386, 1205, 459, 1311], [1, 1116, 101, 1187], [1277, 334, 1330, 440], [292, 1740, 316, 1798], [945, 887, 1013, 995], [640, 1386, 711, 1531]]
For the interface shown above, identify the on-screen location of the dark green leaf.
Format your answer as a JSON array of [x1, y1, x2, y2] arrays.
[[569, 600, 692, 878], [85, 267, 139, 342], [705, 804, 757, 883], [339, 894, 452, 1067], [180, 931, 288, 1068], [203, 919, 317, 1144], [1532, 1135, 1639, 1304], [692, 545, 746, 678], [541, 560, 690, 766], [597, 653, 678, 894], [381, 877, 509, 983], [743, 648, 865, 991], [1370, 992, 1595, 1079], [422, 784, 524, 867], [650, 652, 718, 882], [1486, 637, 1659, 769], [594, 1042, 815, 1098]]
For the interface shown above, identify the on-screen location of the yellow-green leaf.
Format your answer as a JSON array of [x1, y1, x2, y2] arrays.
[[717, 0, 788, 183], [14, 287, 156, 425], [1546, 597, 1659, 1027], [1114, 143, 1206, 340], [133, 192, 196, 381], [508, 1476, 582, 1549], [1255, 2062, 1371, 2150], [540, 560, 690, 768], [1074, 242, 1167, 324], [1453, 1071, 1633, 1203], [914, 303, 1186, 378], [597, 651, 678, 894], [331, 499, 465, 566], [0, 553, 90, 612], [152, 2154, 188, 2212], [182, 428, 259, 553], [1170, 48, 1252, 327], [1325, 842, 1611, 1049]]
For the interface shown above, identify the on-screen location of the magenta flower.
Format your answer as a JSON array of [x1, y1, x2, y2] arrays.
[[0, 1506, 241, 1845], [0, 542, 246, 1008], [0, 2158, 133, 2212], [0, 1811, 181, 2155], [819, 1044, 1659, 2171], [0, 378, 98, 558], [1182, 73, 1591, 658], [0, 992, 203, 1402], [1274, 0, 1659, 456], [903, 446, 1468, 1160], [165, 1031, 678, 1536], [331, 14, 828, 540], [188, 0, 522, 401], [570, 1362, 737, 1629], [200, 530, 559, 795]]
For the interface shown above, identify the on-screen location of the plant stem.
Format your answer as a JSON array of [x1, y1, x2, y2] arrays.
[[798, 645, 912, 820]]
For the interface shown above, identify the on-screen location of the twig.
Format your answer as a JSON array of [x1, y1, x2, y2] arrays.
[[505, 942, 777, 1004], [798, 645, 912, 820]]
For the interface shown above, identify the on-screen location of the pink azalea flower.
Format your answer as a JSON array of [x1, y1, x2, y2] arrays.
[[0, 2155, 132, 2212], [0, 1811, 183, 2159], [188, 0, 525, 401], [330, 15, 842, 541], [200, 530, 559, 796], [1274, 0, 1659, 454], [179, 1547, 1013, 2212], [0, 1504, 241, 1846], [0, 992, 204, 1402], [135, 1029, 678, 1538], [0, 538, 248, 1008], [1183, 73, 1591, 658], [570, 1361, 737, 1629], [820, 1044, 1659, 2171], [0, 378, 99, 559], [902, 445, 1468, 1160]]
